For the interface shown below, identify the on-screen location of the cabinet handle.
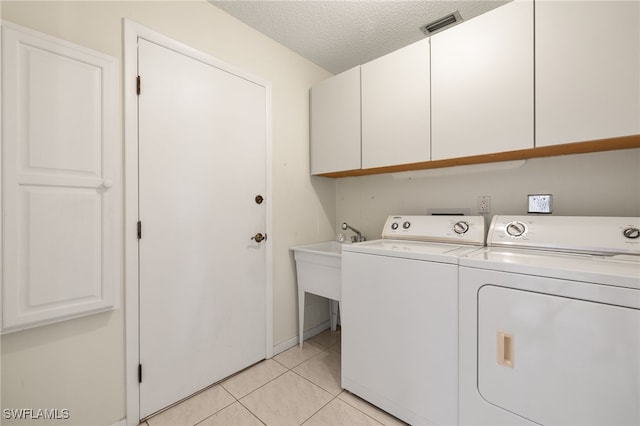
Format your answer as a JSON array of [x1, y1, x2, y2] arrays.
[[497, 331, 514, 368]]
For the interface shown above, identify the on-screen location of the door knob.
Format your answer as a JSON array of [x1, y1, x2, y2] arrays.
[[251, 233, 266, 243], [255, 195, 264, 205]]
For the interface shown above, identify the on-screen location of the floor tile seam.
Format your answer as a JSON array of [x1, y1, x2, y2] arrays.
[[308, 338, 333, 350], [336, 392, 387, 426], [232, 399, 268, 426], [144, 382, 234, 426], [273, 351, 320, 370], [235, 367, 296, 407], [288, 344, 332, 370], [222, 359, 290, 400], [297, 392, 341, 426], [220, 358, 273, 384], [191, 397, 238, 426], [271, 356, 290, 371], [310, 336, 340, 350], [289, 367, 341, 398]]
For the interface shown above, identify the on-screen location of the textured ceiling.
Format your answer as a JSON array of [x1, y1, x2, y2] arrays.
[[209, 0, 510, 74]]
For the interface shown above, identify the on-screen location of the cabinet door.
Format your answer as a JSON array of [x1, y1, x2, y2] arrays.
[[431, 0, 534, 160], [310, 67, 361, 175], [2, 23, 120, 333], [536, 1, 640, 147], [361, 39, 430, 169]]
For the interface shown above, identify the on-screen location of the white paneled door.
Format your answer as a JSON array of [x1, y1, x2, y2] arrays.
[[137, 39, 267, 418]]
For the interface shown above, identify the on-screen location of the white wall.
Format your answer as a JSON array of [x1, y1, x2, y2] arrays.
[[1, 2, 335, 425], [336, 149, 640, 238]]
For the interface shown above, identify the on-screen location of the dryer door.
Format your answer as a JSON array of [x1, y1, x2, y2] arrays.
[[477, 285, 639, 425]]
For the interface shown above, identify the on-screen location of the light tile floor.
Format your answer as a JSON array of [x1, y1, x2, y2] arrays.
[[141, 328, 406, 426]]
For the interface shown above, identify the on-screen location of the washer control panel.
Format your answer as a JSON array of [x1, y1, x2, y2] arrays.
[[453, 221, 470, 235], [505, 221, 528, 238], [382, 215, 486, 245], [488, 215, 640, 255]]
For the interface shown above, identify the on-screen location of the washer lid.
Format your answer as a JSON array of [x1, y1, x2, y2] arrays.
[[342, 239, 483, 263], [461, 247, 640, 290]]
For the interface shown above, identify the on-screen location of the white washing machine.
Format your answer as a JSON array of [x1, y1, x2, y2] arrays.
[[459, 215, 640, 426], [342, 215, 486, 426]]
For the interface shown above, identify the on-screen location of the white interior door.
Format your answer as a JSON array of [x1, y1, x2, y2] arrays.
[[137, 38, 267, 418]]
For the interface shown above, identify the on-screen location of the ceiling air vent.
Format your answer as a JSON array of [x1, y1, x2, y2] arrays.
[[420, 11, 463, 36]]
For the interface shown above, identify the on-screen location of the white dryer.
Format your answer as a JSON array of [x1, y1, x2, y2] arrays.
[[342, 215, 485, 425], [459, 215, 640, 425]]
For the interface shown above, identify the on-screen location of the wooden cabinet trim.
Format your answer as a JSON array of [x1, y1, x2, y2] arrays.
[[315, 135, 640, 178]]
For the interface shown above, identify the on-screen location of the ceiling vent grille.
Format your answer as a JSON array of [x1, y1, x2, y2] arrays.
[[420, 11, 463, 36]]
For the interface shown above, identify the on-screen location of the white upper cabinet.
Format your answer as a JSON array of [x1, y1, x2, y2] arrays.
[[431, 0, 534, 161], [310, 67, 361, 175], [2, 23, 120, 333], [361, 38, 430, 169], [535, 1, 640, 147]]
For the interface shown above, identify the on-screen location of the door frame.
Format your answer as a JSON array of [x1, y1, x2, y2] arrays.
[[123, 20, 273, 426]]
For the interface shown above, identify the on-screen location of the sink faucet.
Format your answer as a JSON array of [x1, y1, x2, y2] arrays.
[[341, 222, 366, 243]]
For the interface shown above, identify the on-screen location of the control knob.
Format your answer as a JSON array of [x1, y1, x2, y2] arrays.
[[506, 221, 527, 238], [403, 221, 411, 229], [623, 227, 640, 239], [453, 221, 470, 235], [391, 222, 399, 230]]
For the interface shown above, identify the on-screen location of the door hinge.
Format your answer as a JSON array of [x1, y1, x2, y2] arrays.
[[138, 364, 142, 383], [136, 75, 141, 95], [137, 221, 142, 239]]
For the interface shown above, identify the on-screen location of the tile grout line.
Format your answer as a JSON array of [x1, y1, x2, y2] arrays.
[[190, 386, 237, 426], [298, 392, 341, 426], [216, 356, 297, 426], [335, 391, 388, 426], [257, 340, 337, 426], [235, 398, 268, 426], [176, 331, 342, 426], [298, 338, 392, 426], [287, 342, 340, 426]]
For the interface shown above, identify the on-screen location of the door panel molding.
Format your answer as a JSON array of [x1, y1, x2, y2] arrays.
[[123, 20, 273, 425], [1, 21, 120, 334]]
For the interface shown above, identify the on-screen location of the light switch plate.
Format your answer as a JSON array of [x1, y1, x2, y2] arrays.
[[528, 194, 552, 214]]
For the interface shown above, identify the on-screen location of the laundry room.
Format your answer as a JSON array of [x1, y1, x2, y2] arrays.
[[1, 1, 638, 426]]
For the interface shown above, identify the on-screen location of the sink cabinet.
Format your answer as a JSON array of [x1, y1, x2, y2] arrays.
[[430, 0, 534, 160], [535, 1, 640, 147]]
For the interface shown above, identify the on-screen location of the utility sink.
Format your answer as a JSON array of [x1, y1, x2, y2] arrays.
[[293, 241, 344, 256], [291, 241, 345, 347]]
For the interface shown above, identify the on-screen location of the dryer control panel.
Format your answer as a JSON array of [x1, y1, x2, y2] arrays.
[[382, 215, 486, 245], [488, 215, 640, 255]]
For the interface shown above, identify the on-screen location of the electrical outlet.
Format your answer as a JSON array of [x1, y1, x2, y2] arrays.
[[478, 195, 491, 214]]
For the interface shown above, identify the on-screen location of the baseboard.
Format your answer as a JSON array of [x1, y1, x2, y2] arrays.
[[272, 320, 330, 356], [110, 419, 126, 426]]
